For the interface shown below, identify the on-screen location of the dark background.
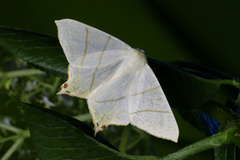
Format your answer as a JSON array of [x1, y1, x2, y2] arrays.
[[1, 1, 240, 159]]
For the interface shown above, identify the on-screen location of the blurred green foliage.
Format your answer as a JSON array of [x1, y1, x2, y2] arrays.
[[1, 0, 240, 159]]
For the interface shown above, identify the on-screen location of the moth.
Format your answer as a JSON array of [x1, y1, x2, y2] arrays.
[[56, 19, 179, 142]]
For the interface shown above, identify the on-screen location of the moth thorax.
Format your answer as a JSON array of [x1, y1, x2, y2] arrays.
[[133, 48, 147, 64]]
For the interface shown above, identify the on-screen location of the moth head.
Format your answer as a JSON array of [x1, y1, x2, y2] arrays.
[[133, 48, 147, 63]]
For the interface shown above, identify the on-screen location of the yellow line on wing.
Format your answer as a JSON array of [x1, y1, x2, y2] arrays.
[[130, 86, 160, 97], [98, 36, 111, 65], [95, 96, 126, 103], [95, 86, 160, 103], [130, 110, 170, 115], [89, 36, 111, 92], [90, 66, 99, 92], [81, 26, 88, 66]]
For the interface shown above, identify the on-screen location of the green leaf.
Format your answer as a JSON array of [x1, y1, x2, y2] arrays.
[[225, 120, 240, 148], [213, 120, 240, 160], [13, 96, 158, 160], [0, 92, 20, 116], [215, 144, 236, 160], [149, 59, 240, 129], [148, 59, 240, 109], [197, 101, 239, 127], [162, 119, 240, 160], [1, 26, 236, 110], [0, 27, 68, 79], [1, 26, 240, 128]]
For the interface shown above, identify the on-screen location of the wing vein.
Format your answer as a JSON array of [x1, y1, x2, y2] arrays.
[[89, 36, 111, 92], [95, 86, 160, 103], [130, 86, 160, 97], [130, 110, 170, 115], [81, 26, 88, 66]]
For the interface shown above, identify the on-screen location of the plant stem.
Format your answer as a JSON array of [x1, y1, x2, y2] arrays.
[[127, 133, 145, 151], [74, 113, 92, 122], [0, 122, 22, 133], [1, 137, 25, 160], [0, 135, 19, 143], [0, 130, 30, 160], [0, 69, 45, 78], [162, 129, 228, 160], [28, 75, 54, 89], [50, 77, 60, 95], [119, 125, 131, 153]]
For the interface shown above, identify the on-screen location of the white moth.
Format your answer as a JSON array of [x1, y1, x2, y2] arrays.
[[56, 19, 179, 142]]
